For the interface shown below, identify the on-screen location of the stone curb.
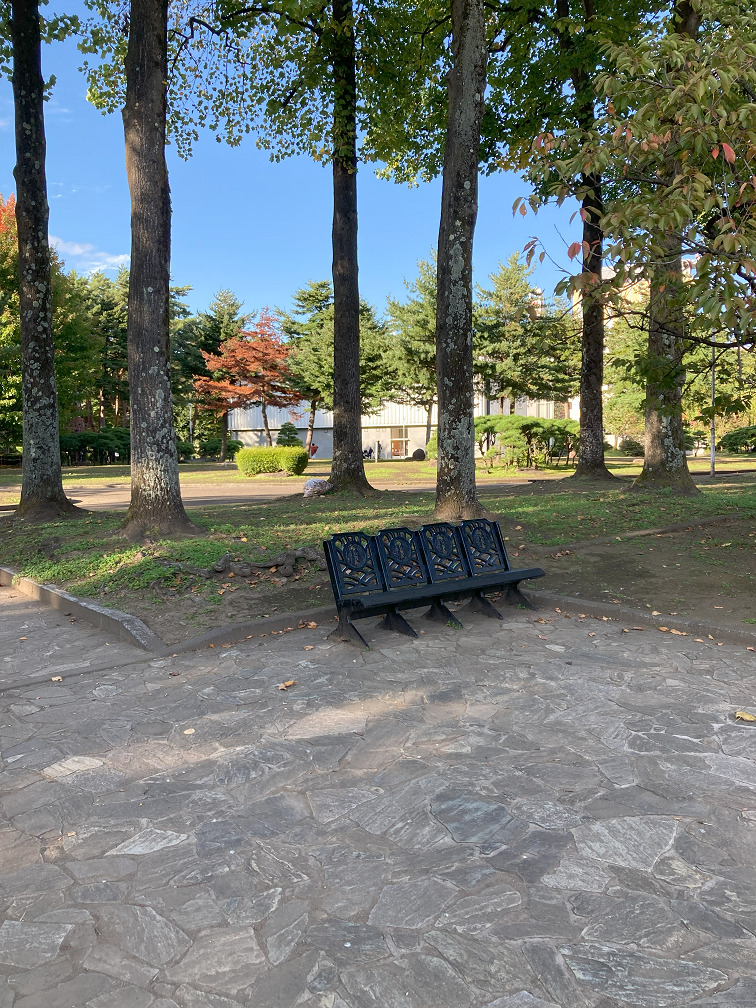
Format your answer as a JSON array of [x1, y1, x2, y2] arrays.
[[165, 604, 338, 655], [3, 565, 754, 662], [529, 587, 756, 648], [0, 566, 164, 652]]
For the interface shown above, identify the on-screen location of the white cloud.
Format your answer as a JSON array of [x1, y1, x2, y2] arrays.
[[50, 234, 129, 274]]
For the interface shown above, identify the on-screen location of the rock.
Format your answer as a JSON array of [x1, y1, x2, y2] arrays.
[[430, 789, 528, 845], [93, 906, 190, 967], [367, 878, 456, 928], [434, 886, 522, 934], [572, 817, 677, 870], [105, 828, 188, 856], [0, 920, 73, 968], [342, 952, 475, 1008], [305, 920, 390, 963], [164, 928, 265, 994], [425, 930, 535, 993], [560, 943, 727, 1006]]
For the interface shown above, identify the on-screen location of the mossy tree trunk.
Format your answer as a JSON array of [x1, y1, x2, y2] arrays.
[[434, 0, 488, 520], [12, 0, 79, 520], [329, 0, 373, 494], [122, 0, 195, 536]]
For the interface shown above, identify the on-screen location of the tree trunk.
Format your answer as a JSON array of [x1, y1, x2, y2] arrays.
[[306, 398, 317, 450], [261, 402, 273, 445], [12, 0, 78, 520], [631, 0, 699, 496], [571, 177, 616, 480], [121, 0, 194, 537], [434, 0, 488, 520], [220, 410, 228, 461], [425, 402, 434, 446], [329, 0, 372, 494], [631, 234, 698, 495]]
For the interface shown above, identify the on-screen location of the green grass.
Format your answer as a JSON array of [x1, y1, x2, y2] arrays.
[[2, 473, 754, 602]]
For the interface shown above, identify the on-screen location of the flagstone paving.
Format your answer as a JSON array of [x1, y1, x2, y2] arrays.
[[1, 588, 756, 1007]]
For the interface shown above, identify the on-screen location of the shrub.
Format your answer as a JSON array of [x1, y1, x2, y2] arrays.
[[176, 439, 194, 461], [718, 425, 756, 453], [199, 437, 243, 459], [620, 437, 644, 456], [236, 445, 308, 477], [277, 446, 309, 475], [276, 421, 303, 447]]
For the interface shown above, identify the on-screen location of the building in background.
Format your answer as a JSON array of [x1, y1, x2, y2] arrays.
[[229, 392, 577, 460]]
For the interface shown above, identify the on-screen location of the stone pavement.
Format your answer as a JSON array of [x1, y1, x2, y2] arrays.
[[1, 589, 756, 1008]]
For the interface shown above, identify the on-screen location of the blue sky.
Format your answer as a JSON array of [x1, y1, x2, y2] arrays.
[[0, 16, 577, 318]]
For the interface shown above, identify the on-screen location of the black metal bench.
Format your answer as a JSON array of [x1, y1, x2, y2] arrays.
[[323, 519, 545, 648]]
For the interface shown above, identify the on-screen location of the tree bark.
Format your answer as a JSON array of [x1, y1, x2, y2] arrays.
[[571, 176, 616, 480], [434, 0, 488, 520], [220, 410, 228, 461], [631, 234, 699, 494], [329, 0, 373, 494], [261, 402, 273, 445], [122, 0, 194, 536], [306, 398, 317, 450], [425, 402, 434, 446], [12, 0, 78, 520], [631, 0, 700, 496]]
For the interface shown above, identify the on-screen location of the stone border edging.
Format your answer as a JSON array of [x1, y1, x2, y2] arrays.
[[165, 604, 338, 655], [529, 587, 756, 648], [0, 566, 165, 652], [3, 565, 754, 660]]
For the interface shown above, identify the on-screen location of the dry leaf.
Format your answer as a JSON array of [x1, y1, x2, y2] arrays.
[[652, 610, 661, 615], [658, 627, 669, 632], [588, 632, 597, 637], [694, 638, 705, 643], [51, 676, 63, 682], [278, 680, 297, 690], [747, 646, 755, 652], [669, 629, 687, 636], [18, 637, 27, 641], [169, 672, 181, 677], [735, 711, 756, 722], [183, 728, 195, 735], [303, 645, 314, 651], [632, 627, 644, 631]]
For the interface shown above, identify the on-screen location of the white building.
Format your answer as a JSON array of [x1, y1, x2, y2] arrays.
[[229, 393, 577, 460]]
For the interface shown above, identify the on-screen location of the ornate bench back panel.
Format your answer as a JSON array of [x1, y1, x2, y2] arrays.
[[327, 532, 384, 596], [419, 523, 471, 582], [461, 519, 511, 573], [376, 527, 430, 590]]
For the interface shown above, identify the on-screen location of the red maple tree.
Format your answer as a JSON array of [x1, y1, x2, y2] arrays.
[[194, 309, 299, 458]]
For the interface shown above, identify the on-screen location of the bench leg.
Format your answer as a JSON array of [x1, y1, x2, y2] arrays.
[[502, 584, 537, 611], [328, 611, 370, 649], [424, 599, 464, 629], [464, 590, 503, 620], [379, 607, 418, 638]]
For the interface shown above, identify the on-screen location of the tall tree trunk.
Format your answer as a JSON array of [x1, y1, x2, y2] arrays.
[[329, 0, 372, 494], [434, 0, 488, 520], [261, 402, 273, 445], [306, 398, 317, 450], [632, 234, 698, 494], [425, 401, 434, 446], [220, 410, 228, 461], [122, 0, 193, 536], [571, 176, 616, 480], [631, 0, 700, 496], [12, 0, 78, 519]]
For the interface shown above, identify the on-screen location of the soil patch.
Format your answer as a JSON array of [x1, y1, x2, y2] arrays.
[[528, 515, 756, 629]]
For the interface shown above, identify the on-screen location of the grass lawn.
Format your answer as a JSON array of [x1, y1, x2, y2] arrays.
[[1, 471, 754, 643]]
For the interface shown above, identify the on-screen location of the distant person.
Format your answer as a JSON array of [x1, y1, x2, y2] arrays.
[[376, 441, 382, 460], [363, 446, 373, 459], [309, 444, 318, 457]]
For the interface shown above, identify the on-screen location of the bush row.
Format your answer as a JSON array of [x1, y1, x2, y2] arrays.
[[236, 445, 309, 477]]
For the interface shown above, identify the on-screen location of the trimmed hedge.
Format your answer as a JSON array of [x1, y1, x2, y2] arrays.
[[236, 445, 309, 477]]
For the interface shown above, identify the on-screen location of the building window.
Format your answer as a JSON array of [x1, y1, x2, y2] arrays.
[[390, 426, 409, 458]]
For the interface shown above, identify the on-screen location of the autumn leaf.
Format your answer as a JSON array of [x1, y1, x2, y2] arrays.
[[183, 728, 195, 735], [51, 676, 63, 682], [721, 142, 736, 164], [278, 680, 297, 690], [735, 711, 756, 722]]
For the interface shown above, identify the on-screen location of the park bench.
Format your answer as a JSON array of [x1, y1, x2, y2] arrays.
[[324, 518, 546, 648]]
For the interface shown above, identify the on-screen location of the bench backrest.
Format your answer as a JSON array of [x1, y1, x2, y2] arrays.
[[324, 519, 511, 602]]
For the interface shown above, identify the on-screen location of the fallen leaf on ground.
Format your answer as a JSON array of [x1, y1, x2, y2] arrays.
[[303, 646, 314, 651], [735, 711, 756, 722], [183, 728, 195, 734], [18, 637, 27, 641], [669, 629, 687, 635], [588, 632, 597, 637], [278, 680, 297, 690], [51, 676, 63, 682], [652, 610, 661, 615], [169, 672, 181, 677], [658, 627, 669, 632]]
